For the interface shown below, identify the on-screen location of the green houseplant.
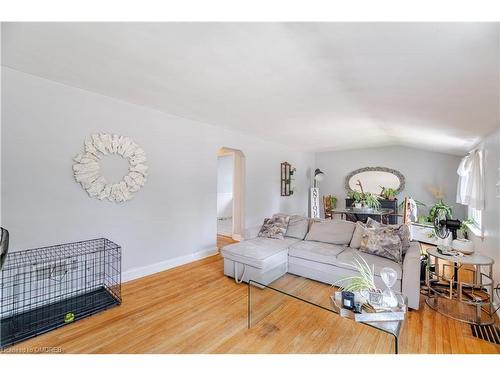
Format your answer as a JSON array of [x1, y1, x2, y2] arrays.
[[348, 190, 363, 203], [427, 199, 453, 223], [459, 218, 475, 239], [363, 193, 381, 209], [424, 199, 453, 239], [336, 255, 378, 292], [348, 190, 381, 210], [329, 195, 338, 209], [380, 186, 397, 200], [348, 180, 381, 210]]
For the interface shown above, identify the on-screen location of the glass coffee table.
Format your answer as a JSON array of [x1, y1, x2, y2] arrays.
[[248, 273, 406, 354]]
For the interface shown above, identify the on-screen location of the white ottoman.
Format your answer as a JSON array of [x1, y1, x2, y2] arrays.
[[220, 237, 300, 285]]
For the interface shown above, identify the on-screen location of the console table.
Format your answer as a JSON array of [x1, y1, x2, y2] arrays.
[[332, 207, 394, 224], [345, 198, 398, 224], [426, 248, 495, 325]]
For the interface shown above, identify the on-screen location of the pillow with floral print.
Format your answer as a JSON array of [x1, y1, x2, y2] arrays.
[[257, 215, 290, 240]]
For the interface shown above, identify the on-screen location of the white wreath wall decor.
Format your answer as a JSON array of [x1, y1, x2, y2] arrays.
[[73, 133, 148, 203]]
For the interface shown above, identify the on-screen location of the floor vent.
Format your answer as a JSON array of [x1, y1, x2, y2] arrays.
[[470, 324, 500, 345]]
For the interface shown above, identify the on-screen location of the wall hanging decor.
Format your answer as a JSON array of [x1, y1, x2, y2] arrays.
[[73, 133, 148, 203], [280, 162, 295, 196]]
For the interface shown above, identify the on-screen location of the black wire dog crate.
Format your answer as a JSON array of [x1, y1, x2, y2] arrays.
[[0, 238, 121, 348]]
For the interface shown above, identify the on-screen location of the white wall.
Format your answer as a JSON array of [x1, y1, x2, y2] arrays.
[[216, 154, 233, 219], [315, 146, 465, 219], [0, 27, 3, 225], [1, 68, 314, 280], [469, 127, 500, 311]]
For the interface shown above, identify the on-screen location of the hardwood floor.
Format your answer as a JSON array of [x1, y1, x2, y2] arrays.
[[2, 238, 499, 354], [217, 234, 237, 250]]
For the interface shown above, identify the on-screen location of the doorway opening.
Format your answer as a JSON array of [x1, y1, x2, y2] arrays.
[[216, 147, 245, 245], [217, 151, 233, 236]]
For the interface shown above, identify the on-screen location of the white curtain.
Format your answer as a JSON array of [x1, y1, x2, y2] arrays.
[[456, 149, 484, 210]]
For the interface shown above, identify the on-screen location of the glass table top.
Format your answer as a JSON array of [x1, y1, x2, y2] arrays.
[[333, 208, 394, 215], [248, 273, 406, 340]]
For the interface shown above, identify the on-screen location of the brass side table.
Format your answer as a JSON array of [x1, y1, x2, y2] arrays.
[[426, 247, 495, 325]]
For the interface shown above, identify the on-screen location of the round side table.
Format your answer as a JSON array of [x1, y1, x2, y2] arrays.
[[426, 247, 495, 325]]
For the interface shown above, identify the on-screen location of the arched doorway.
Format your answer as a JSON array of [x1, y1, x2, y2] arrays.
[[217, 147, 245, 242]]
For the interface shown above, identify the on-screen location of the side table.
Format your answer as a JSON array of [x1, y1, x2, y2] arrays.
[[426, 247, 495, 325]]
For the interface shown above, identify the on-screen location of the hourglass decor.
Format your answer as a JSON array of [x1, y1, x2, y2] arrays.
[[381, 267, 399, 308]]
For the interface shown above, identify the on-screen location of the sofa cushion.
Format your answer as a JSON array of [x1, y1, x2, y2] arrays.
[[288, 240, 346, 265], [349, 221, 366, 249], [257, 215, 290, 240], [220, 237, 300, 269], [305, 219, 355, 245], [283, 215, 310, 240], [366, 217, 411, 255], [336, 248, 403, 279]]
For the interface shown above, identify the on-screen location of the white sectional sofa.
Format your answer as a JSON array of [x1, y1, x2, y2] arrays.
[[221, 216, 422, 310]]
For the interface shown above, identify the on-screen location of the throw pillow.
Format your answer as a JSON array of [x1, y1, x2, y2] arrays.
[[305, 219, 356, 245], [366, 217, 411, 255], [258, 215, 290, 240], [360, 226, 403, 263], [349, 221, 366, 249]]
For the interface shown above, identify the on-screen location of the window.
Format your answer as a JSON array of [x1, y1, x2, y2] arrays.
[[468, 206, 482, 235]]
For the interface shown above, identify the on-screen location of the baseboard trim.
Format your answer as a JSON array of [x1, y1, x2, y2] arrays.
[[122, 247, 219, 283], [232, 234, 244, 241]]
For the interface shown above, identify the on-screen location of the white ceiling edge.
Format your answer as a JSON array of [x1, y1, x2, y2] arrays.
[[2, 65, 314, 153], [2, 23, 498, 157], [1, 64, 482, 158], [314, 142, 471, 157]]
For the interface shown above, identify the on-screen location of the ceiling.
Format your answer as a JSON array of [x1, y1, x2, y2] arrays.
[[2, 22, 499, 155]]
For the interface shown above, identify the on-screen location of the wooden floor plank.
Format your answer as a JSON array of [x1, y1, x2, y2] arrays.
[[2, 236, 499, 354]]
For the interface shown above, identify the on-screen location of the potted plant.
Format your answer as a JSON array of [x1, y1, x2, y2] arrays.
[[363, 192, 381, 210], [329, 195, 338, 209], [427, 199, 453, 223], [348, 180, 381, 210], [423, 199, 453, 239], [335, 255, 383, 306], [348, 191, 364, 208], [380, 186, 397, 200], [348, 191, 381, 210], [337, 255, 377, 293], [458, 218, 475, 240]]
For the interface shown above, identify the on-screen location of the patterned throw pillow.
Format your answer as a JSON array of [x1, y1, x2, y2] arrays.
[[360, 226, 403, 263], [366, 217, 411, 255], [258, 215, 290, 240]]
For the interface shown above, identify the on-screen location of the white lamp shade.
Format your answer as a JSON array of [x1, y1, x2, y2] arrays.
[[315, 173, 325, 182]]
